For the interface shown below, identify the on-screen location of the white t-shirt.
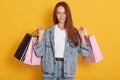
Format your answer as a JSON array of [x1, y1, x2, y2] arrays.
[[54, 24, 66, 58]]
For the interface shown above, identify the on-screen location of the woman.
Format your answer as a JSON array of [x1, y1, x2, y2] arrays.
[[34, 1, 91, 80]]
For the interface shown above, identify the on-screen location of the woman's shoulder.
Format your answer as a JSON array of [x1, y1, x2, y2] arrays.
[[45, 24, 56, 32]]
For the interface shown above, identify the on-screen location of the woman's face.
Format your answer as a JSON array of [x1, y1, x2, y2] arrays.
[[56, 6, 66, 24]]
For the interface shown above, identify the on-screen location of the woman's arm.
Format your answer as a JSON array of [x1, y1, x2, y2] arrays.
[[34, 27, 45, 57], [78, 27, 91, 57]]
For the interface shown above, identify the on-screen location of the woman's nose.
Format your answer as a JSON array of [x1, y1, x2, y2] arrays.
[[60, 13, 64, 18]]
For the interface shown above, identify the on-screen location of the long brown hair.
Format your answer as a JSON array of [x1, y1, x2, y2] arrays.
[[53, 1, 79, 47]]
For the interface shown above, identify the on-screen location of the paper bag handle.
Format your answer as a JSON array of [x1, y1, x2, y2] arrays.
[[32, 29, 39, 36], [84, 28, 88, 36]]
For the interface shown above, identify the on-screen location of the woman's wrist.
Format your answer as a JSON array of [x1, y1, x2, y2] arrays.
[[79, 34, 87, 46], [38, 36, 42, 42]]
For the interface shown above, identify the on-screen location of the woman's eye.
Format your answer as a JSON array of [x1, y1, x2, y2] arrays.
[[57, 12, 60, 14], [63, 12, 66, 14], [57, 12, 66, 15]]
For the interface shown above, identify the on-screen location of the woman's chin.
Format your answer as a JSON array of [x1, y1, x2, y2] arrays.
[[59, 20, 65, 23]]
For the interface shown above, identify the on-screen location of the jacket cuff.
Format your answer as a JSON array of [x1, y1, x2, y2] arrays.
[[81, 42, 90, 50]]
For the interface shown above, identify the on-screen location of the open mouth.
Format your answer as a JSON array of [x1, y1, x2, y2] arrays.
[[60, 18, 65, 21]]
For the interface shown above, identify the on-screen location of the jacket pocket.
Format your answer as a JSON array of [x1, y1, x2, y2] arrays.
[[41, 56, 54, 74], [66, 51, 77, 75]]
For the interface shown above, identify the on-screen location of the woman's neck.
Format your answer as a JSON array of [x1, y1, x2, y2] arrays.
[[58, 23, 65, 30]]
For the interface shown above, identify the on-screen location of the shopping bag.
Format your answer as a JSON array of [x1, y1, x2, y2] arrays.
[[14, 30, 41, 65], [23, 36, 41, 65], [83, 29, 103, 63]]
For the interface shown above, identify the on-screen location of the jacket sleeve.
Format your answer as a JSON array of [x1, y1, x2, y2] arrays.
[[78, 37, 91, 57], [34, 30, 46, 57]]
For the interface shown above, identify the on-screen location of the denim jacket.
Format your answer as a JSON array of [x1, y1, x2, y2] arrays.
[[34, 25, 91, 78]]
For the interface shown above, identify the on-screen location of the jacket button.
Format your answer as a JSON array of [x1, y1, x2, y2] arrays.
[[52, 73, 55, 75], [64, 73, 67, 74]]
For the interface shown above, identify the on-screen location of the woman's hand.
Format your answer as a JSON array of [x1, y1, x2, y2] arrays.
[[78, 27, 87, 45], [37, 27, 45, 41]]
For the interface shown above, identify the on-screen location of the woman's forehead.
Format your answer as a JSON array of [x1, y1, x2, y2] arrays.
[[56, 6, 65, 12]]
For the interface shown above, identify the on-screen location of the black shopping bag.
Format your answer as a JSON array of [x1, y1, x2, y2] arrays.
[[14, 33, 32, 61], [14, 29, 41, 65]]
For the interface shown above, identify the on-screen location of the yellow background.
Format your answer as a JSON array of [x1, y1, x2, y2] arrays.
[[0, 0, 120, 80]]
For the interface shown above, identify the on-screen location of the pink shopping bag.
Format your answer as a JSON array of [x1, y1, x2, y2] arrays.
[[83, 29, 103, 63], [24, 36, 41, 65]]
